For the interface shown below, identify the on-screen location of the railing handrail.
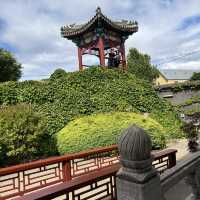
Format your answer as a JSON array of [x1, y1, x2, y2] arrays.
[[161, 151, 200, 193], [153, 149, 177, 159], [0, 144, 118, 176], [0, 146, 177, 177], [13, 164, 120, 200]]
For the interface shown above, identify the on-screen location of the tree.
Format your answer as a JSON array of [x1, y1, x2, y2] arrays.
[[127, 48, 159, 82], [190, 72, 200, 81], [0, 48, 22, 82]]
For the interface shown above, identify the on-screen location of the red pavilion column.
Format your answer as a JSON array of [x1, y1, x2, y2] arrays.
[[78, 47, 83, 71], [98, 37, 106, 67], [121, 43, 127, 70]]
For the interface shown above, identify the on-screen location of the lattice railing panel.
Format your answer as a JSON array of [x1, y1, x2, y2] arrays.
[[0, 162, 64, 199], [71, 150, 119, 177], [51, 176, 116, 200], [153, 157, 170, 173]]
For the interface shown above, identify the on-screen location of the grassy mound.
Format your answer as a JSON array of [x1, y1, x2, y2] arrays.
[[57, 112, 166, 154]]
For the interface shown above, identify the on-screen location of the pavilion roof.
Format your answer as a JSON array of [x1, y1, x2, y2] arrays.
[[61, 7, 138, 39]]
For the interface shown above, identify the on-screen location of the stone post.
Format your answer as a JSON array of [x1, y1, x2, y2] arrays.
[[116, 125, 163, 200]]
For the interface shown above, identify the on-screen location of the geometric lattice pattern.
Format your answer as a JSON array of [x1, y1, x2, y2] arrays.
[[51, 176, 116, 200], [71, 151, 119, 177], [0, 163, 64, 199]]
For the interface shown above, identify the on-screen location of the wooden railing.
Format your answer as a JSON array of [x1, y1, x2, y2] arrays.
[[0, 145, 177, 200]]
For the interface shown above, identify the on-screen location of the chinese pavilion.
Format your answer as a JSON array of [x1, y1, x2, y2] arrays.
[[61, 7, 138, 70]]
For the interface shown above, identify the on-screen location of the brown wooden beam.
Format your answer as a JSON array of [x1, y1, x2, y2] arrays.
[[121, 43, 127, 70], [78, 47, 83, 71], [98, 37, 106, 67]]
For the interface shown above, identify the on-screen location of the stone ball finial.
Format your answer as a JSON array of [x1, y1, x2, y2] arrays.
[[118, 125, 152, 162]]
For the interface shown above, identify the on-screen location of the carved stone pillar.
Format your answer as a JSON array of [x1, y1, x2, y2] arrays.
[[116, 125, 163, 200]]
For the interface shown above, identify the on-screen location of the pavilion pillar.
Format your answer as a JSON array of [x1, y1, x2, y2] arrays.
[[121, 43, 127, 70], [78, 47, 83, 71], [98, 37, 106, 67]]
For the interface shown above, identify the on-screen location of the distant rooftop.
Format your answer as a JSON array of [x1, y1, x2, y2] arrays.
[[160, 69, 200, 80]]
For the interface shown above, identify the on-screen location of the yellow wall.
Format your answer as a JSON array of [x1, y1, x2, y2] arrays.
[[155, 74, 187, 86]]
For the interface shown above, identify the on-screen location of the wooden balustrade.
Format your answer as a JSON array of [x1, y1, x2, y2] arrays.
[[0, 145, 177, 200], [13, 164, 120, 200]]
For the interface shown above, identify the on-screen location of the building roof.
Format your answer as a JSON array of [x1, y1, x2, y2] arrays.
[[61, 7, 138, 39], [160, 69, 200, 80]]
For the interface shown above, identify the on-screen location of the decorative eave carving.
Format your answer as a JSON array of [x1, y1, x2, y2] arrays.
[[61, 7, 138, 39]]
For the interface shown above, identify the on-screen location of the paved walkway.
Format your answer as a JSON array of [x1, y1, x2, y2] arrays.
[[166, 138, 188, 160], [165, 139, 194, 200]]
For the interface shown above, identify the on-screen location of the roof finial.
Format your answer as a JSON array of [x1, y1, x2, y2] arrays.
[[96, 6, 101, 14]]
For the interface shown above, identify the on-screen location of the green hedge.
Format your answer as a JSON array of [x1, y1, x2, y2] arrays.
[[0, 104, 57, 166], [57, 112, 166, 154]]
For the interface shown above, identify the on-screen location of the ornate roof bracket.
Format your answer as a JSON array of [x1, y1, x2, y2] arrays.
[[61, 7, 138, 39]]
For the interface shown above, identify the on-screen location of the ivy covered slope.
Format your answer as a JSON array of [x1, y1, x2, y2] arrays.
[[0, 67, 183, 140], [57, 112, 166, 154]]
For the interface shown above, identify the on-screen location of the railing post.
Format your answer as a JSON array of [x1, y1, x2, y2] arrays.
[[116, 125, 164, 200], [168, 152, 176, 168], [62, 160, 72, 181]]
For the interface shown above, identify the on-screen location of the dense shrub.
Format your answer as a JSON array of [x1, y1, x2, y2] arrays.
[[57, 112, 166, 154], [0, 81, 18, 104], [190, 72, 200, 81], [0, 104, 57, 166]]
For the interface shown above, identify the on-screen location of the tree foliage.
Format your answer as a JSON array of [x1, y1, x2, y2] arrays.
[[190, 72, 200, 81], [0, 48, 22, 82], [127, 48, 159, 82]]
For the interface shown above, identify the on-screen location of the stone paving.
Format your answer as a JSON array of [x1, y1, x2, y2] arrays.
[[166, 138, 189, 160], [165, 139, 194, 200]]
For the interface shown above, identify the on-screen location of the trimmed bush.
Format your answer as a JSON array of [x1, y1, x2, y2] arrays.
[[0, 104, 57, 166], [57, 112, 166, 154]]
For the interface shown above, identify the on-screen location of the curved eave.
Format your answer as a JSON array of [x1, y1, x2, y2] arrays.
[[61, 11, 138, 39]]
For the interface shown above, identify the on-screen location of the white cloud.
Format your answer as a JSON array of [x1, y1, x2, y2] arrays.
[[0, 0, 200, 80]]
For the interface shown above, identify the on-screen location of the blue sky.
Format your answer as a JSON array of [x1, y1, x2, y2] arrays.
[[0, 0, 200, 80]]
